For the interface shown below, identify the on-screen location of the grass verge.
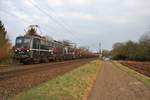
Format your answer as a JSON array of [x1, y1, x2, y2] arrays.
[[112, 61, 150, 87], [9, 60, 101, 100]]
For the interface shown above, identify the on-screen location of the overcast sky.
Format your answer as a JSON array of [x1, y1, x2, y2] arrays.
[[0, 0, 150, 51]]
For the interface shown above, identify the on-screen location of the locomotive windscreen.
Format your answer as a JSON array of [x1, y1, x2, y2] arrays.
[[16, 37, 31, 48]]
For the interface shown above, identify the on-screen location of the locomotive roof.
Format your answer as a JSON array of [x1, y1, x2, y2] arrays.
[[16, 35, 74, 48]]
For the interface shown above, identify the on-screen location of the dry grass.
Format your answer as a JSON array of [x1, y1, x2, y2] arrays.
[[9, 60, 101, 100]]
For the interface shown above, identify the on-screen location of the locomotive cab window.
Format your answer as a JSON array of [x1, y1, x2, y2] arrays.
[[16, 37, 31, 48], [24, 38, 31, 48], [16, 37, 23, 48], [33, 38, 40, 49]]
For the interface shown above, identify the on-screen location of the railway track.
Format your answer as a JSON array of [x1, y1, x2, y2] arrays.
[[0, 58, 95, 99], [0, 59, 94, 81], [0, 60, 81, 81]]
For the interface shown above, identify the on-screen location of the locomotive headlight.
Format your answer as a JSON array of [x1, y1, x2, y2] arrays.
[[27, 49, 30, 52]]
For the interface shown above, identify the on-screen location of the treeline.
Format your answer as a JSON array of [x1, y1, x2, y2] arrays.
[[111, 32, 150, 61], [0, 20, 11, 63]]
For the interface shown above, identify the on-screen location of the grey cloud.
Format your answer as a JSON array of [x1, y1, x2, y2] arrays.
[[0, 0, 150, 51]]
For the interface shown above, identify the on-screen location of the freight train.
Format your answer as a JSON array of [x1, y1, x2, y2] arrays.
[[14, 25, 97, 64]]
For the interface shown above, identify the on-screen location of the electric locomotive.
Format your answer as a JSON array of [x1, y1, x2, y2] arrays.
[[14, 25, 97, 64], [14, 25, 54, 64]]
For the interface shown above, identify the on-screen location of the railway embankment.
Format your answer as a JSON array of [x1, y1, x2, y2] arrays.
[[0, 59, 98, 100], [8, 60, 101, 100]]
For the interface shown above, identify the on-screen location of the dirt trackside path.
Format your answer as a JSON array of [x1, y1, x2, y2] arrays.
[[88, 61, 150, 100]]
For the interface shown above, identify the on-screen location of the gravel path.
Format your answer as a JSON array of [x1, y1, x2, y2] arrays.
[[88, 61, 150, 100], [0, 59, 93, 100]]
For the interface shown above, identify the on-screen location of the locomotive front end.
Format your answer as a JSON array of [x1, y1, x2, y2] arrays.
[[14, 36, 31, 63]]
